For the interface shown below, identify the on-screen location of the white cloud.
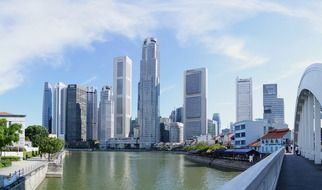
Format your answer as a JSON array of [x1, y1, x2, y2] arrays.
[[82, 76, 98, 85], [0, 0, 322, 94]]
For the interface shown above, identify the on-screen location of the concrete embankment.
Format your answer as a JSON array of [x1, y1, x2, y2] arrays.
[[1, 161, 48, 190], [1, 151, 65, 190], [185, 155, 252, 171]]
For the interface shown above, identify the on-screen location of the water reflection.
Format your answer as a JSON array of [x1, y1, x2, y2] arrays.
[[37, 152, 240, 190]]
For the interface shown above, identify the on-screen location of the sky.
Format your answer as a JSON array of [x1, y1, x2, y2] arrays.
[[1, 0, 322, 129]]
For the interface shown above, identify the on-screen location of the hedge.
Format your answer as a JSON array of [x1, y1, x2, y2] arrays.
[[0, 160, 12, 168], [1, 156, 20, 161]]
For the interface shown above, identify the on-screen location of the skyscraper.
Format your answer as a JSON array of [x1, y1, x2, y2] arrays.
[[42, 82, 53, 133], [236, 77, 253, 122], [138, 37, 160, 148], [52, 82, 67, 139], [66, 84, 87, 144], [184, 68, 208, 140], [86, 86, 98, 141], [263, 84, 285, 124], [113, 56, 132, 138], [98, 86, 114, 143], [212, 113, 221, 136]]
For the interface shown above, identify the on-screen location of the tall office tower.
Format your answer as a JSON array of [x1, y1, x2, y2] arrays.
[[169, 110, 176, 122], [52, 82, 67, 139], [98, 86, 114, 143], [42, 82, 53, 133], [175, 107, 183, 123], [113, 56, 132, 138], [263, 84, 285, 124], [86, 87, 98, 141], [212, 113, 221, 136], [138, 37, 160, 148], [66, 84, 87, 144], [236, 77, 253, 122], [184, 68, 208, 140]]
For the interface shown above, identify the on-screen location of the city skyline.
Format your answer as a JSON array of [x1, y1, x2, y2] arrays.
[[1, 1, 322, 129]]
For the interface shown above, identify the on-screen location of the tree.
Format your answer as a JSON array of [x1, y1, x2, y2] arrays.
[[0, 119, 22, 157], [39, 137, 64, 161], [25, 125, 48, 147]]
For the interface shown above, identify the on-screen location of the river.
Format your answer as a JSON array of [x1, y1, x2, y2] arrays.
[[37, 151, 239, 190]]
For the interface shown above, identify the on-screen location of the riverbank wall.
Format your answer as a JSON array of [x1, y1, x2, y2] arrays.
[[3, 162, 48, 190], [185, 155, 252, 171]]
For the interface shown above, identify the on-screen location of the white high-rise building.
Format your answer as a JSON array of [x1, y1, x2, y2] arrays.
[[184, 68, 208, 140], [98, 86, 114, 143], [138, 37, 160, 148], [236, 77, 253, 122], [52, 82, 67, 139], [113, 56, 132, 138]]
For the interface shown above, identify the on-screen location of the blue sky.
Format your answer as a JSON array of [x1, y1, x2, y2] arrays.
[[1, 0, 322, 129]]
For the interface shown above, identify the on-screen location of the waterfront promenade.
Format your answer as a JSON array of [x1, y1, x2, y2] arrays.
[[277, 154, 322, 190]]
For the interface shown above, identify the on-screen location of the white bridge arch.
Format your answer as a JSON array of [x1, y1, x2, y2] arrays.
[[294, 63, 322, 164]]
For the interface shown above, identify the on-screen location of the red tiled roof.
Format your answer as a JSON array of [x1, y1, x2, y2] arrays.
[[248, 139, 261, 147], [0, 112, 12, 116], [262, 128, 290, 139]]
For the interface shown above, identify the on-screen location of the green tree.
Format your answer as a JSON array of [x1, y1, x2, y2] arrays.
[[39, 137, 64, 161], [0, 119, 22, 158], [25, 125, 48, 147]]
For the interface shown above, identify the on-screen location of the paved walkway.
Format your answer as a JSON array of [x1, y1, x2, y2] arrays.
[[0, 160, 46, 176], [277, 154, 322, 190]]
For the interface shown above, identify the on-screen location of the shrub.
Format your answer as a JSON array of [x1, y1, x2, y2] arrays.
[[1, 156, 20, 161], [23, 151, 33, 160], [184, 143, 226, 152], [0, 160, 12, 167]]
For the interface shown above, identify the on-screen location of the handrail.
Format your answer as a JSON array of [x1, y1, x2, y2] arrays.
[[220, 147, 284, 190]]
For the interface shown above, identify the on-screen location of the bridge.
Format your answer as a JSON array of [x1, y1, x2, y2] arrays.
[[221, 63, 322, 190]]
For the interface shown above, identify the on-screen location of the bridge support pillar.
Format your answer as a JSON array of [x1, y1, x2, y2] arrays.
[[314, 97, 321, 164], [304, 98, 308, 159], [308, 94, 314, 160]]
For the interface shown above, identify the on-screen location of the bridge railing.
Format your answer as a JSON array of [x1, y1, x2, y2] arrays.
[[220, 147, 285, 190]]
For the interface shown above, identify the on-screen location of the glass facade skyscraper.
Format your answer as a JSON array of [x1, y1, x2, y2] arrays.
[[263, 84, 285, 124], [42, 82, 53, 133], [184, 68, 207, 140], [236, 77, 253, 122], [86, 86, 98, 141], [66, 84, 87, 144], [138, 37, 160, 148], [212, 113, 221, 136]]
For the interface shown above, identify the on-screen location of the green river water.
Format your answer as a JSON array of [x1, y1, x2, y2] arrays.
[[37, 151, 239, 190]]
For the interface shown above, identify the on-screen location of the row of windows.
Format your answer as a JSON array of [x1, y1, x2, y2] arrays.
[[235, 132, 245, 138], [262, 139, 281, 144], [235, 140, 246, 145], [235, 124, 246, 131]]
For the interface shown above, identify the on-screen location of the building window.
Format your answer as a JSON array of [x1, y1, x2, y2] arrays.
[[241, 132, 245, 137], [241, 140, 245, 145], [235, 133, 240, 138], [235, 141, 240, 145], [235, 125, 241, 131], [240, 124, 245, 130]]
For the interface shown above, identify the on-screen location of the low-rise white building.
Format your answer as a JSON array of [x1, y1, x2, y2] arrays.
[[233, 120, 268, 148], [106, 137, 139, 149], [0, 112, 26, 148], [169, 122, 184, 143], [260, 128, 291, 153]]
